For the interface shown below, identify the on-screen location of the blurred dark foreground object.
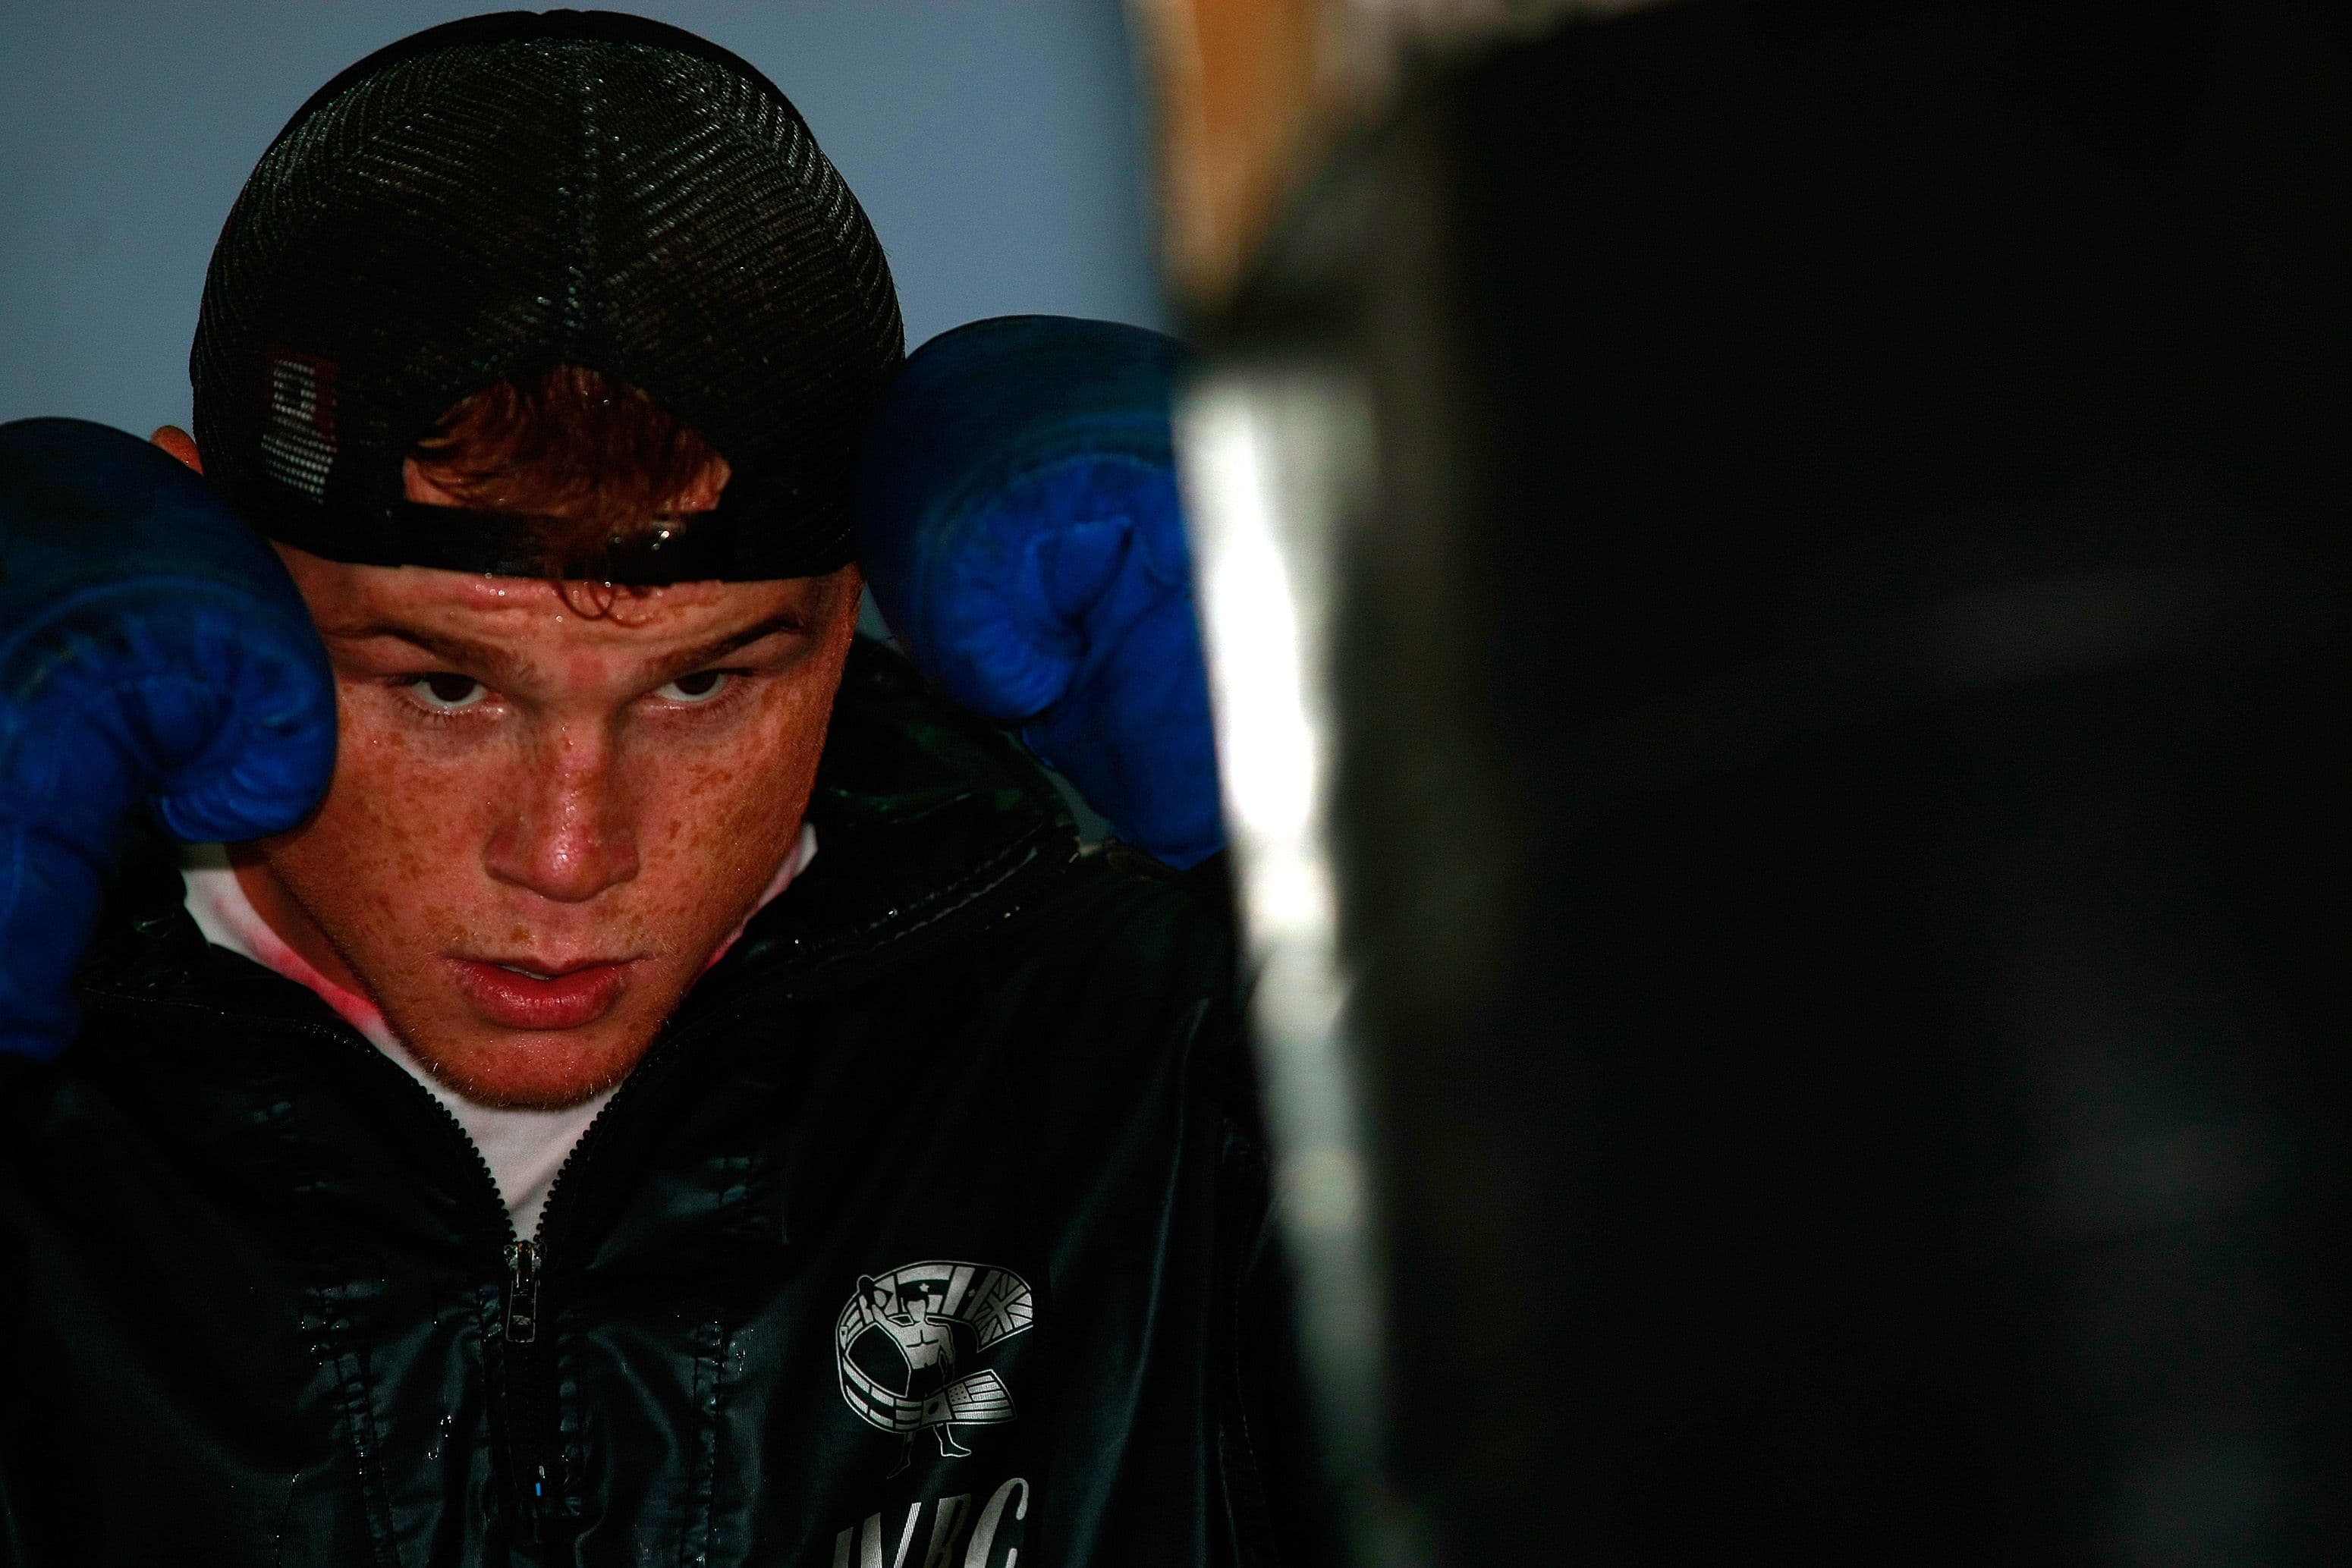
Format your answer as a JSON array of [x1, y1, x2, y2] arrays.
[[1187, 0, 2351, 1560]]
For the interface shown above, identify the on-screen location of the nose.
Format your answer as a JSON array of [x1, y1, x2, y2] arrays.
[[483, 718, 641, 903]]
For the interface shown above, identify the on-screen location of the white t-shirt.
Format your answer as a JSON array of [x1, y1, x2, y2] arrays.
[[180, 825, 815, 1236]]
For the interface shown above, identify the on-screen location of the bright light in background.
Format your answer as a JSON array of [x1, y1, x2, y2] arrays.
[[1180, 365, 1424, 1566], [1188, 394, 1329, 938]]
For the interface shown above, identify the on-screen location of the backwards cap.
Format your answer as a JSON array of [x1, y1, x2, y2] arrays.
[[190, 9, 903, 583]]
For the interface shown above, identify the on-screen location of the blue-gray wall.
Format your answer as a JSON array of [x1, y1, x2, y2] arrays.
[[0, 0, 1165, 435]]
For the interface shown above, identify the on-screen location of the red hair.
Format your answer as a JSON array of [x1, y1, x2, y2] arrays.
[[410, 365, 729, 573]]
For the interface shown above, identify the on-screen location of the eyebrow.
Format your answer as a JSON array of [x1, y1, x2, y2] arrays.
[[652, 609, 818, 674], [323, 607, 816, 684]]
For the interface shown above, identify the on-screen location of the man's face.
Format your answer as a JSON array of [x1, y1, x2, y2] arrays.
[[241, 548, 862, 1109]]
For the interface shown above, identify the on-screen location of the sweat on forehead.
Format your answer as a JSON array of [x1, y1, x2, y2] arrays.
[[278, 548, 846, 659], [303, 558, 747, 622]]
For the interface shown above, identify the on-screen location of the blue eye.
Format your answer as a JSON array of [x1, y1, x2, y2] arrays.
[[654, 670, 731, 704], [407, 673, 488, 711]]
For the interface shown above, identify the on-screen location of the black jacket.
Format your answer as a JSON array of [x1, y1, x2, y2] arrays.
[[0, 641, 1308, 1566]]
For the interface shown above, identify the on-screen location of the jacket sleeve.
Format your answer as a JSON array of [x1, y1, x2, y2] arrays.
[[1017, 863, 1338, 1567]]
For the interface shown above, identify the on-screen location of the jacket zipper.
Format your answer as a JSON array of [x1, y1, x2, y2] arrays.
[[492, 988, 813, 1541], [505, 1236, 561, 1529], [507, 1239, 543, 1346]]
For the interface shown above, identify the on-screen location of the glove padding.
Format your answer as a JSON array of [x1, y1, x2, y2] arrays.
[[0, 419, 335, 1059], [858, 316, 1222, 869]]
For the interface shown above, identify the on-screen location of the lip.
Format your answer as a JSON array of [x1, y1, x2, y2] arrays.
[[446, 955, 637, 1031]]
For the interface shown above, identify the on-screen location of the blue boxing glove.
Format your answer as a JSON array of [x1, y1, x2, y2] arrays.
[[858, 316, 1222, 869], [0, 419, 335, 1059]]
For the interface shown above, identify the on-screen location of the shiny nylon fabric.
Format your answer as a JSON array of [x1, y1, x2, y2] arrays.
[[0, 644, 1306, 1566], [190, 11, 903, 583]]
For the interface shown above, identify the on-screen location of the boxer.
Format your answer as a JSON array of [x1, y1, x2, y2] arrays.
[[0, 14, 1292, 1566]]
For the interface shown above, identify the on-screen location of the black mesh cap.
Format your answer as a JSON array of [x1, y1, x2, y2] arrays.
[[191, 10, 903, 583]]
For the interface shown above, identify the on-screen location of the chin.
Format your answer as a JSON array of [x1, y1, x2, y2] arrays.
[[404, 1020, 660, 1111], [379, 954, 692, 1109]]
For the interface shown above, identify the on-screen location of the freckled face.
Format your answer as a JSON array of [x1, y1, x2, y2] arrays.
[[241, 548, 862, 1108]]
